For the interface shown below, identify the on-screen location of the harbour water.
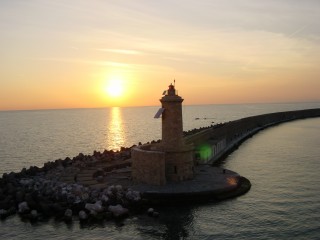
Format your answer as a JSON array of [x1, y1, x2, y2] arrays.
[[0, 102, 320, 239]]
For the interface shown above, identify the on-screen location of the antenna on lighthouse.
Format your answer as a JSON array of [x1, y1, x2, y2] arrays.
[[174, 79, 176, 87]]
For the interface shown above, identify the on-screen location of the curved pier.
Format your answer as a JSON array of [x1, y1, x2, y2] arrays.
[[185, 108, 320, 164]]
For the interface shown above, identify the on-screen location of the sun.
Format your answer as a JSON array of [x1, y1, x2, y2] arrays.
[[105, 79, 123, 98]]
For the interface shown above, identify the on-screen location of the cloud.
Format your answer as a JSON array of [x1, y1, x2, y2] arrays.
[[96, 48, 142, 55]]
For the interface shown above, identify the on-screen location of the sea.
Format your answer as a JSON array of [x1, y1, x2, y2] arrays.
[[0, 102, 320, 240]]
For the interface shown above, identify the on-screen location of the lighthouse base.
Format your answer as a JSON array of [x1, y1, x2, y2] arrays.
[[131, 143, 194, 186]]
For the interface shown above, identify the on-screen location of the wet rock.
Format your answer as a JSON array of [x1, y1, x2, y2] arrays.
[[78, 210, 88, 221], [30, 209, 38, 220], [85, 201, 104, 215], [18, 202, 30, 214], [100, 194, 109, 204], [147, 208, 154, 216], [7, 182, 17, 195], [26, 166, 40, 176], [0, 189, 4, 201], [0, 209, 8, 219], [39, 202, 52, 216], [0, 145, 159, 224], [0, 198, 10, 210], [64, 209, 73, 222], [19, 178, 34, 187], [108, 204, 129, 219], [24, 193, 37, 210], [152, 211, 159, 218], [15, 190, 25, 203], [52, 202, 68, 217], [96, 176, 104, 183], [125, 190, 141, 202]]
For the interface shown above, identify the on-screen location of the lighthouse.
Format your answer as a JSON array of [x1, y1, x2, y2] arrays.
[[160, 83, 184, 150], [132, 82, 194, 185]]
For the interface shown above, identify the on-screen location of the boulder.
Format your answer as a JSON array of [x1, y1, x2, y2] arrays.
[[0, 209, 8, 219], [101, 194, 109, 203], [78, 210, 88, 221], [96, 176, 104, 183], [24, 193, 37, 210], [15, 192, 25, 204], [30, 209, 38, 220], [64, 209, 73, 222], [152, 211, 159, 218], [125, 190, 141, 202], [147, 208, 154, 216], [85, 201, 104, 215], [0, 197, 12, 210], [108, 204, 129, 218], [6, 182, 17, 195], [18, 201, 30, 214]]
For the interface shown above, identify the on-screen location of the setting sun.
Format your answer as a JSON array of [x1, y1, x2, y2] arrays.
[[105, 79, 123, 98]]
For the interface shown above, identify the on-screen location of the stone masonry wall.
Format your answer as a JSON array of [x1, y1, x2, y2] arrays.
[[131, 145, 166, 185], [186, 108, 320, 164], [161, 100, 184, 150], [165, 150, 194, 182]]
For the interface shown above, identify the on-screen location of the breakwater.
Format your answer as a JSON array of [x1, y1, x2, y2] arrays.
[[1, 108, 319, 225], [185, 108, 320, 164], [0, 148, 144, 223]]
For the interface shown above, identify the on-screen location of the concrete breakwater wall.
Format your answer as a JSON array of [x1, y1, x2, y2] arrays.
[[185, 108, 320, 165]]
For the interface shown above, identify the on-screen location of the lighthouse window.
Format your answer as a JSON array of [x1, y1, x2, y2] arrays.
[[174, 166, 177, 174]]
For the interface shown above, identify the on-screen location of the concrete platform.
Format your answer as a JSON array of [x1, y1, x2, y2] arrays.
[[57, 160, 251, 203], [130, 165, 251, 203]]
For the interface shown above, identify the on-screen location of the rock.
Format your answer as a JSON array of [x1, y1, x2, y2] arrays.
[[15, 190, 25, 203], [39, 202, 53, 216], [18, 201, 30, 214], [125, 190, 141, 202], [0, 189, 4, 201], [93, 168, 104, 178], [90, 189, 100, 200], [147, 208, 154, 216], [24, 193, 37, 210], [51, 202, 66, 217], [26, 166, 40, 176], [30, 209, 38, 220], [0, 197, 12, 210], [64, 209, 73, 222], [152, 212, 159, 218], [85, 201, 104, 215], [7, 183, 16, 195], [101, 194, 109, 203], [0, 209, 8, 219], [81, 192, 90, 202], [115, 185, 123, 192], [96, 176, 104, 183], [78, 210, 88, 221], [19, 178, 34, 186], [108, 204, 129, 218]]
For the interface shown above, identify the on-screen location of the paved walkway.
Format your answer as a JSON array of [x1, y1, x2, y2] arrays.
[[130, 165, 241, 197], [58, 159, 132, 187], [57, 160, 249, 202]]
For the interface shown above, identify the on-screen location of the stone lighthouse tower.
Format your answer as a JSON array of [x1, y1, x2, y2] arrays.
[[131, 82, 194, 185], [158, 83, 194, 182], [160, 83, 184, 150]]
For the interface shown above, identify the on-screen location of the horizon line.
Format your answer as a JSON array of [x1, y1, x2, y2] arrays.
[[1, 100, 320, 112]]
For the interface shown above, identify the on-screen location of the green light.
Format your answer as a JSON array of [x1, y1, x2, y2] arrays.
[[197, 144, 212, 163]]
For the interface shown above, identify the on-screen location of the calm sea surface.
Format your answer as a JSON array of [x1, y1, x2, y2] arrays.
[[0, 102, 320, 239]]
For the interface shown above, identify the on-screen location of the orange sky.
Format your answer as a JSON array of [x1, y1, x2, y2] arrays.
[[1, 1, 320, 110]]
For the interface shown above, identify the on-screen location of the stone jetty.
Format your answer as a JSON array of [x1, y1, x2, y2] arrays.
[[0, 148, 142, 223], [1, 108, 319, 224]]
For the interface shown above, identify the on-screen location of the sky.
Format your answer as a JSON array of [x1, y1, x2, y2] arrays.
[[1, 0, 320, 110]]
